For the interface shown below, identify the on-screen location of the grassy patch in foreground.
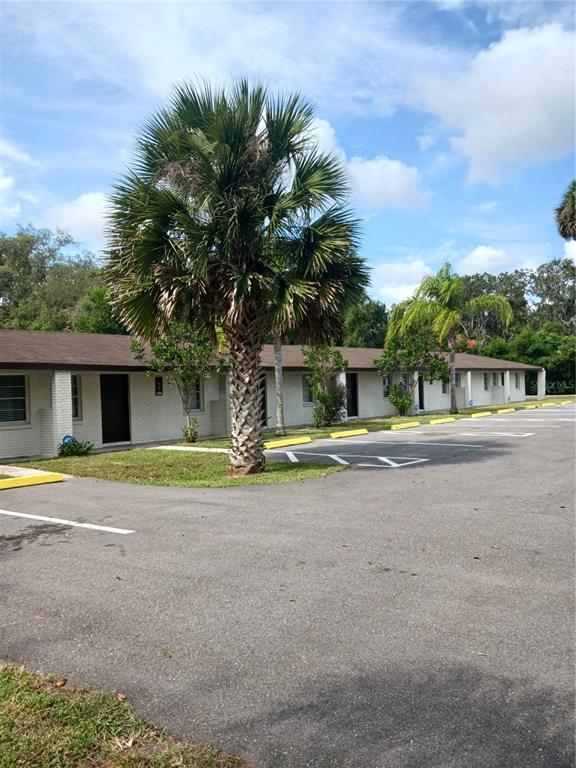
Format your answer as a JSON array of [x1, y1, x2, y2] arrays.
[[0, 663, 248, 768], [19, 449, 343, 488], [0, 474, 12, 479]]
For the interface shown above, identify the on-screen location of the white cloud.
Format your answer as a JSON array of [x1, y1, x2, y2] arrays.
[[311, 119, 428, 211], [0, 169, 21, 222], [0, 138, 38, 167], [564, 240, 576, 262], [348, 155, 428, 210], [371, 258, 432, 305], [417, 24, 575, 183], [457, 244, 511, 274], [417, 133, 437, 152], [41, 192, 107, 250]]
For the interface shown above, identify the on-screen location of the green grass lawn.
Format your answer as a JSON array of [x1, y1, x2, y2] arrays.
[[190, 395, 576, 449], [0, 474, 13, 479], [19, 449, 343, 488], [0, 663, 248, 768]]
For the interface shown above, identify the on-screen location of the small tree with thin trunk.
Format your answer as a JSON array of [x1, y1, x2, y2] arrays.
[[302, 345, 348, 427], [131, 323, 216, 442], [376, 330, 451, 414], [387, 263, 513, 414]]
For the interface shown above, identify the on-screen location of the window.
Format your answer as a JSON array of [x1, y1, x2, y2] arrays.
[[501, 372, 505, 386], [514, 372, 520, 389], [185, 378, 203, 411], [383, 375, 390, 398], [492, 372, 498, 386], [483, 372, 490, 391], [302, 375, 314, 405], [71, 374, 82, 419], [442, 380, 448, 395], [217, 373, 227, 400], [0, 374, 27, 423], [455, 373, 461, 389]]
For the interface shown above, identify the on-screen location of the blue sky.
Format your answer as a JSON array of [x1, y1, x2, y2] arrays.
[[0, 0, 574, 304]]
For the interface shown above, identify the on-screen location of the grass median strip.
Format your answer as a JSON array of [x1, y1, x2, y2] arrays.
[[0, 663, 249, 768], [18, 449, 342, 488]]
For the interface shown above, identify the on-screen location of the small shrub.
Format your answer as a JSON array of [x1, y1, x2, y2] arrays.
[[313, 382, 347, 427], [389, 384, 412, 416], [182, 417, 199, 443], [57, 436, 94, 457]]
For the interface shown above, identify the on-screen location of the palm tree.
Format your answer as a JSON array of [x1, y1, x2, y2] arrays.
[[106, 80, 368, 474], [555, 180, 576, 240], [272, 334, 286, 436], [386, 263, 512, 414]]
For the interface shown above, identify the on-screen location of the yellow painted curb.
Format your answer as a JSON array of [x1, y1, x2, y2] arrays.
[[497, 408, 515, 414], [540, 402, 555, 407], [391, 421, 421, 430], [429, 417, 456, 425], [561, 400, 573, 404], [0, 473, 63, 491], [523, 404, 537, 409], [330, 428, 369, 439], [470, 411, 492, 418], [264, 436, 312, 450]]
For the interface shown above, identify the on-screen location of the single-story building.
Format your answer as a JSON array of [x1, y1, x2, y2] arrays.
[[0, 330, 545, 460]]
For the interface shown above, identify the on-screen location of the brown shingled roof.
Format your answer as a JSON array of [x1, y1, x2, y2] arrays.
[[0, 330, 542, 371], [259, 344, 542, 371]]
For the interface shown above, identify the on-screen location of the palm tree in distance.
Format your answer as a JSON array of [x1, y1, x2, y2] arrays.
[[386, 263, 513, 414], [555, 180, 576, 240], [106, 80, 368, 473]]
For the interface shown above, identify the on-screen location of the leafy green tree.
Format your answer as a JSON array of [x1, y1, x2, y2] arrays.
[[106, 80, 368, 474], [461, 269, 530, 334], [342, 296, 388, 347], [555, 180, 576, 240], [132, 323, 217, 441], [479, 325, 575, 395], [73, 285, 126, 334], [529, 258, 575, 331], [387, 263, 513, 413], [0, 225, 107, 331], [375, 330, 450, 413], [302, 345, 348, 427]]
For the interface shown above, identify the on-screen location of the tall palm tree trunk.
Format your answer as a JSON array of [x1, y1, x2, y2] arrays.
[[448, 341, 458, 414], [273, 335, 286, 436], [227, 323, 266, 475]]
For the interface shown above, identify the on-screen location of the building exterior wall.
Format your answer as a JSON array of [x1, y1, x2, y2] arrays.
[[0, 370, 53, 459], [0, 363, 533, 460]]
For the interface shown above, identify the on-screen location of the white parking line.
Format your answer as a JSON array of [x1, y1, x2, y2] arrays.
[[315, 440, 483, 448], [328, 454, 350, 465], [457, 432, 534, 438], [0, 509, 135, 535]]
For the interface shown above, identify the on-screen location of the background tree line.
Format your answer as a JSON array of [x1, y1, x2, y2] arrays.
[[1, 228, 573, 394]]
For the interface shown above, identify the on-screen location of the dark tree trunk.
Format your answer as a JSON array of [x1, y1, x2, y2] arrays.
[[227, 321, 266, 474]]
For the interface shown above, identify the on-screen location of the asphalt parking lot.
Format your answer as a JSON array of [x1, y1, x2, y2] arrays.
[[0, 405, 574, 767]]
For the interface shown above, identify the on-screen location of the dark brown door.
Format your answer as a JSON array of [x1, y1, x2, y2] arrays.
[[418, 375, 425, 411], [100, 374, 131, 443], [346, 373, 359, 417]]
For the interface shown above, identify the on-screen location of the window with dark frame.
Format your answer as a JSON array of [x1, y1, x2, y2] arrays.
[[492, 372, 498, 386], [302, 375, 314, 405], [185, 378, 202, 411], [442, 380, 448, 394], [514, 372, 520, 388], [155, 376, 163, 396], [383, 375, 390, 398], [0, 374, 27, 423], [455, 373, 461, 388], [71, 374, 82, 419], [483, 372, 489, 390]]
